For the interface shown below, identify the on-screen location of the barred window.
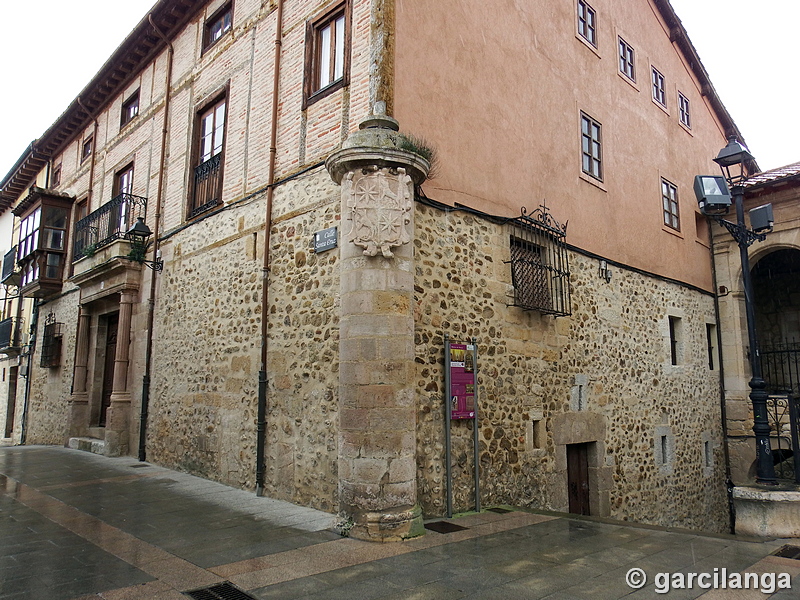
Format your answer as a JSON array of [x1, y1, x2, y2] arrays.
[[507, 207, 571, 317], [40, 314, 63, 368]]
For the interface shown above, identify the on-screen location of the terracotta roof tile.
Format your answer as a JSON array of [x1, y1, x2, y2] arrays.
[[745, 161, 800, 188]]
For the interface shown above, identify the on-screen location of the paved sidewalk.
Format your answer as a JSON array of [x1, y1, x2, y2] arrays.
[[1, 446, 799, 600]]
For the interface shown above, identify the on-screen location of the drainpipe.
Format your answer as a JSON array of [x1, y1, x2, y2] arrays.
[[138, 16, 173, 462], [19, 300, 39, 445], [76, 98, 98, 206], [709, 220, 736, 534], [256, 0, 284, 496]]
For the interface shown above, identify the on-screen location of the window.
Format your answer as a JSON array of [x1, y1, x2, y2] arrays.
[[112, 164, 135, 237], [581, 112, 602, 181], [204, 3, 232, 51], [706, 323, 717, 370], [577, 1, 596, 47], [12, 189, 73, 297], [40, 313, 63, 369], [50, 164, 61, 188], [189, 95, 226, 218], [120, 90, 140, 128], [507, 207, 571, 317], [81, 136, 93, 163], [678, 92, 691, 128], [661, 179, 679, 231], [668, 315, 682, 366], [652, 67, 665, 107], [304, 1, 351, 107], [618, 37, 635, 81]]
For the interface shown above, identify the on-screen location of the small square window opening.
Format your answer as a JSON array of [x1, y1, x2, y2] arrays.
[[204, 3, 233, 51], [121, 90, 140, 128]]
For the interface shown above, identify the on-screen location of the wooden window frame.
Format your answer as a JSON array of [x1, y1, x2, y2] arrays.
[[50, 164, 61, 188], [580, 112, 603, 181], [81, 136, 93, 163], [651, 67, 665, 107], [661, 178, 680, 231], [618, 37, 635, 82], [678, 92, 691, 128], [577, 1, 597, 47], [203, 2, 233, 53], [303, 0, 351, 109], [188, 87, 228, 219], [120, 89, 140, 128]]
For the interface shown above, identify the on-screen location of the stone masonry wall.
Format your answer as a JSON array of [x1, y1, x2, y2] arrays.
[[414, 203, 728, 532]]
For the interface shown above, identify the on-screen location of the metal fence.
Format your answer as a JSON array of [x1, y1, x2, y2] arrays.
[[73, 193, 147, 260], [761, 342, 800, 482]]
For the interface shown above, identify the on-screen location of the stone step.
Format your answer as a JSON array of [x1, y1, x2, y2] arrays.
[[68, 437, 106, 455]]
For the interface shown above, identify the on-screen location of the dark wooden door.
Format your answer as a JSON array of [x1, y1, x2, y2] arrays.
[[567, 443, 591, 515], [99, 314, 119, 427]]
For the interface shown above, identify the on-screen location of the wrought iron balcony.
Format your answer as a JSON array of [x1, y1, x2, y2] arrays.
[[0, 317, 23, 355], [73, 193, 147, 261]]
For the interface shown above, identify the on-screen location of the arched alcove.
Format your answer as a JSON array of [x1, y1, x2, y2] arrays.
[[752, 248, 800, 345]]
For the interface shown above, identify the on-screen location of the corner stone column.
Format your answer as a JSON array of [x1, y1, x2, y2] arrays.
[[105, 290, 136, 457], [327, 106, 430, 541], [67, 308, 91, 440]]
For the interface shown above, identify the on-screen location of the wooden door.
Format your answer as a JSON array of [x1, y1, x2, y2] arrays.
[[4, 367, 17, 438], [99, 314, 119, 427], [567, 443, 591, 515]]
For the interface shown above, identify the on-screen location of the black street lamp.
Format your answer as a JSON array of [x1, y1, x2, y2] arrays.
[[125, 217, 163, 272], [694, 137, 776, 485]]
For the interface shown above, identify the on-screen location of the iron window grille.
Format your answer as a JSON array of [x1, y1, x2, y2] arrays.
[[662, 178, 679, 231], [678, 92, 691, 128], [652, 67, 665, 106], [577, 1, 596, 47], [40, 312, 63, 368], [189, 95, 226, 219], [618, 37, 635, 81], [507, 206, 571, 317]]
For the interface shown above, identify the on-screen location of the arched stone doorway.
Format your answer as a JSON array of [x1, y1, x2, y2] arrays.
[[752, 248, 800, 347]]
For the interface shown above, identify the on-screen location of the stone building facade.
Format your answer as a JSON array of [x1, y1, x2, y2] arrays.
[[0, 0, 746, 539]]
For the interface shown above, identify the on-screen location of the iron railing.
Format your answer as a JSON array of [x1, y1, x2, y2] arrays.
[[73, 193, 147, 261], [0, 317, 22, 351], [506, 206, 571, 317], [761, 341, 800, 397], [189, 154, 223, 218], [1, 247, 17, 284]]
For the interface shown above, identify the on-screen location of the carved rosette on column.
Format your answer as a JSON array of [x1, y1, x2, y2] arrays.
[[326, 104, 430, 542]]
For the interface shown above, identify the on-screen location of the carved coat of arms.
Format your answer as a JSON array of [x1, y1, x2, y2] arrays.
[[343, 166, 414, 258]]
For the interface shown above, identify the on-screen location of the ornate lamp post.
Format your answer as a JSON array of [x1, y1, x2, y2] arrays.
[[695, 137, 776, 485]]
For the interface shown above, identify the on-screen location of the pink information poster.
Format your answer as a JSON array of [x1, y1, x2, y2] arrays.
[[449, 343, 476, 419]]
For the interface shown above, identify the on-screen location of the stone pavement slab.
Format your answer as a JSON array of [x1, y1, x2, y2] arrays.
[[0, 446, 796, 599]]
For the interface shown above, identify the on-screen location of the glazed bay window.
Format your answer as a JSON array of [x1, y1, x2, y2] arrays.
[[304, 1, 350, 107], [577, 1, 596, 47], [581, 112, 602, 181], [189, 95, 226, 218], [13, 189, 73, 297]]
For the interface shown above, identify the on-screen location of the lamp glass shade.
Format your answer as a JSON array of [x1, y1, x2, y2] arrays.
[[126, 217, 152, 243]]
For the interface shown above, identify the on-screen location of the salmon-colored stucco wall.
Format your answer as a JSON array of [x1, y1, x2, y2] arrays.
[[394, 0, 733, 291]]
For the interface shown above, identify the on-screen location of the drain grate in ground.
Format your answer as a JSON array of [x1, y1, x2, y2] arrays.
[[424, 521, 469, 534], [183, 582, 258, 600], [486, 507, 513, 514], [773, 545, 800, 560]]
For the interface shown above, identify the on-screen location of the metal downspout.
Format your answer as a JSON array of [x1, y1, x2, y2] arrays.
[[256, 0, 284, 496], [138, 16, 173, 462], [709, 220, 736, 533]]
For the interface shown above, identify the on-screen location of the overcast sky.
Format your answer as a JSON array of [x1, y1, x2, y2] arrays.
[[1, 0, 797, 181]]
